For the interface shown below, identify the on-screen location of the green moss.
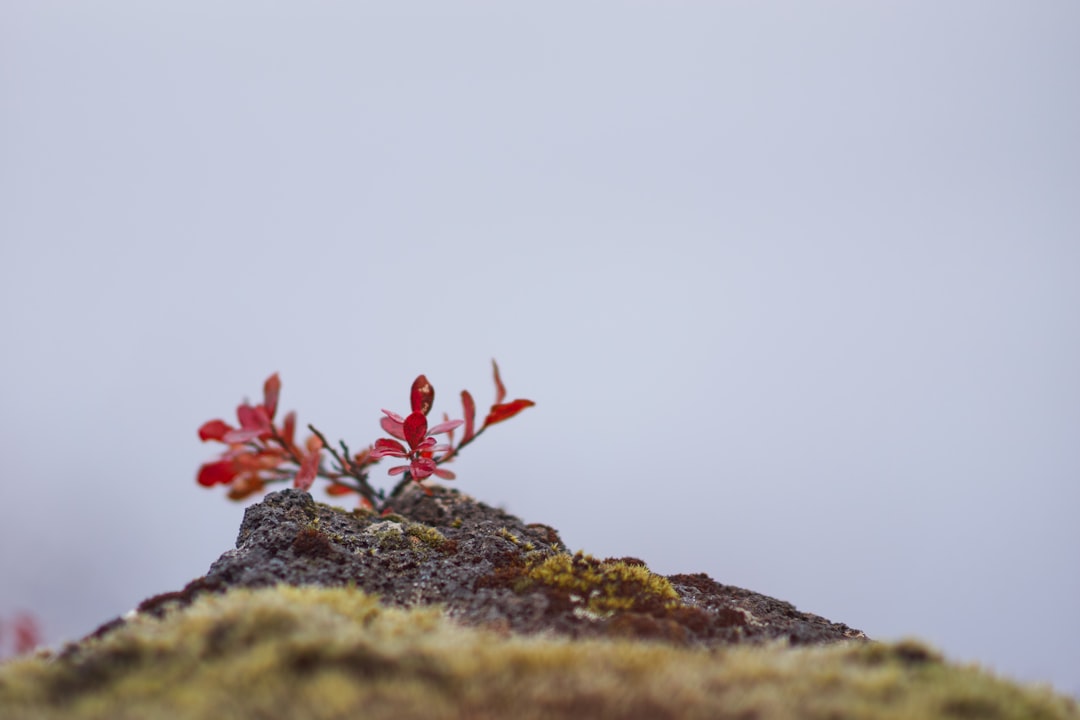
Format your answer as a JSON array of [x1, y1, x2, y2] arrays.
[[406, 524, 448, 551], [363, 520, 408, 551], [0, 587, 1074, 720], [524, 552, 681, 615], [361, 520, 450, 555]]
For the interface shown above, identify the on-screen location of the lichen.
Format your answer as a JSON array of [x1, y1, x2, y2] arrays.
[[0, 587, 1074, 720]]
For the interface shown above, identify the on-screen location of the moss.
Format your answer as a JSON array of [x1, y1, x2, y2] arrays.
[[524, 552, 681, 616], [497, 527, 521, 545], [363, 520, 408, 551], [0, 587, 1074, 720], [406, 524, 449, 551], [361, 520, 451, 555]]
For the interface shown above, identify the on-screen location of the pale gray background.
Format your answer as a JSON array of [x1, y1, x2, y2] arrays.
[[2, 0, 1078, 697]]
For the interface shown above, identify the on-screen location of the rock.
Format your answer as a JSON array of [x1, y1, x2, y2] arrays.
[[135, 486, 864, 647], [3, 486, 1077, 719]]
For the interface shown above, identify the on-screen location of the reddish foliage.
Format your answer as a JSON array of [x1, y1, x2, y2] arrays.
[[410, 375, 434, 416], [492, 359, 508, 405], [485, 398, 536, 427], [13, 614, 40, 654], [461, 390, 477, 443], [294, 436, 322, 492], [197, 362, 533, 510], [370, 408, 462, 482], [196, 459, 235, 488], [0, 612, 42, 657]]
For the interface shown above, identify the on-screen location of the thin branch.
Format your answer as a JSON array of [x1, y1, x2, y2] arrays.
[[308, 424, 379, 508]]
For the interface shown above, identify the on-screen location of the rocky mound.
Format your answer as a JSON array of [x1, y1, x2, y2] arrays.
[[129, 486, 864, 647], [2, 486, 1076, 720]]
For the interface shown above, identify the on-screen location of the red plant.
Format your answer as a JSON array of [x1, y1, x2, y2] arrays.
[[0, 612, 42, 658], [370, 376, 463, 481], [196, 373, 330, 501], [197, 361, 533, 509]]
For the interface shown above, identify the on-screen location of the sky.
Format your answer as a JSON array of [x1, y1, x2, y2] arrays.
[[2, 0, 1078, 697]]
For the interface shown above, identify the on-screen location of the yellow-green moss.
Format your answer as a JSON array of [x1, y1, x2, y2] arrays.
[[0, 587, 1074, 720], [497, 527, 521, 545], [363, 520, 408, 550], [362, 521, 449, 554], [495, 529, 535, 551], [524, 552, 681, 615], [406, 524, 448, 550]]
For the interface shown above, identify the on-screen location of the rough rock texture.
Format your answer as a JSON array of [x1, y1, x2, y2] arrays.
[[5, 487, 1077, 720], [132, 486, 864, 647]]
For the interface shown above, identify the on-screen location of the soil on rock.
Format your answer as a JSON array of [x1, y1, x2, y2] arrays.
[[133, 487, 865, 647]]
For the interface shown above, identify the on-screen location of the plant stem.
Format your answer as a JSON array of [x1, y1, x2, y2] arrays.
[[308, 424, 379, 508], [385, 425, 490, 500]]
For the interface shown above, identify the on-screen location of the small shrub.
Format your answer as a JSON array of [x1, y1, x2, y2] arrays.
[[197, 361, 533, 511]]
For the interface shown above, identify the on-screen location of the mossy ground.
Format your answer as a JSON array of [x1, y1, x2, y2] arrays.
[[0, 587, 1075, 720]]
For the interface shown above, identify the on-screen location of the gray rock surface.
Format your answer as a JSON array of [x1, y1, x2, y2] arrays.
[[123, 486, 864, 647]]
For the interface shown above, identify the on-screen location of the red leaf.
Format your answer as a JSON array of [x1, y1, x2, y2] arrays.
[[411, 375, 434, 416], [427, 418, 463, 436], [483, 399, 535, 427], [222, 426, 266, 444], [225, 404, 272, 442], [442, 412, 455, 446], [403, 411, 428, 449], [281, 411, 297, 449], [492, 360, 507, 405], [237, 403, 271, 431], [371, 438, 408, 458], [294, 438, 321, 492], [198, 419, 232, 442], [461, 390, 476, 442], [380, 413, 406, 441], [226, 474, 265, 500], [197, 460, 236, 487], [325, 483, 355, 496], [12, 614, 41, 655], [410, 457, 438, 479], [263, 373, 281, 419]]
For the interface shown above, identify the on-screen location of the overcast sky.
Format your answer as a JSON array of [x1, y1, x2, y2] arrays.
[[2, 0, 1078, 697]]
